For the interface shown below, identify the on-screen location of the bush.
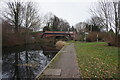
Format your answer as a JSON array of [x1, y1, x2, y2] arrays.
[[86, 31, 120, 47], [79, 34, 85, 41], [2, 33, 25, 46], [105, 34, 120, 47], [86, 32, 105, 42], [76, 33, 85, 41], [2, 32, 38, 47], [55, 41, 66, 49]]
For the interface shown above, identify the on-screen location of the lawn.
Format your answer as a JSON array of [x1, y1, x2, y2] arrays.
[[74, 42, 119, 78]]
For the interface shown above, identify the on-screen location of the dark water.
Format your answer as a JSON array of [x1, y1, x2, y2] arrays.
[[2, 44, 59, 80]]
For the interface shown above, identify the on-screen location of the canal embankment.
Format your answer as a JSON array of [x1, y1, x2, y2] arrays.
[[35, 44, 66, 79], [36, 43, 80, 79]]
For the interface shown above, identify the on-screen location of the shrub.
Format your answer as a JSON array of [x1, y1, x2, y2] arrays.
[[86, 32, 105, 42], [2, 33, 25, 46], [105, 34, 120, 47], [86, 31, 120, 47], [79, 34, 85, 41], [55, 41, 66, 49], [76, 33, 85, 41], [2, 32, 38, 47]]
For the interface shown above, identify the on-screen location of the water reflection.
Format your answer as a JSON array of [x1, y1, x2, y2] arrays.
[[2, 45, 58, 80]]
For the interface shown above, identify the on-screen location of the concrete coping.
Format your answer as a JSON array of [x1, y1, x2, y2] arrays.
[[35, 44, 67, 80], [43, 68, 61, 76]]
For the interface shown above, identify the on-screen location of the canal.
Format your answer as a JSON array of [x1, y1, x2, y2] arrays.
[[2, 43, 59, 80]]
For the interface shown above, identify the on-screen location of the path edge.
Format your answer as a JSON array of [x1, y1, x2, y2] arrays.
[[35, 44, 68, 80]]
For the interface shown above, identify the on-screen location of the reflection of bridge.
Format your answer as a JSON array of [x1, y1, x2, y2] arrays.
[[41, 31, 77, 40]]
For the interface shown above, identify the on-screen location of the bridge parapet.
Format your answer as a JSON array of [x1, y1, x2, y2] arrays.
[[41, 31, 77, 40]]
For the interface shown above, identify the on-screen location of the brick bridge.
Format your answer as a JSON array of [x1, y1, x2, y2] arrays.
[[41, 31, 77, 40]]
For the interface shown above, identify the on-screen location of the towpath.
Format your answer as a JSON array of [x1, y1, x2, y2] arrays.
[[42, 43, 80, 78]]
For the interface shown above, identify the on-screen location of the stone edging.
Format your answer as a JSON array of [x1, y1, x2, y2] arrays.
[[35, 45, 66, 80]]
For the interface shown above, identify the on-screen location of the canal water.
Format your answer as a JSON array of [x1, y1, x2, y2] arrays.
[[2, 43, 59, 80]]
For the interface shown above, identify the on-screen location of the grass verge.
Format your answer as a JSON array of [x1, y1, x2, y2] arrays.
[[74, 42, 119, 78]]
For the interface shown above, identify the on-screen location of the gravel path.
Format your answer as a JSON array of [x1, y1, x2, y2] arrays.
[[43, 43, 80, 78]]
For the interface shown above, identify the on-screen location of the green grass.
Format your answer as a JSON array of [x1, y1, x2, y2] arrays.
[[67, 40, 76, 44], [74, 42, 119, 78]]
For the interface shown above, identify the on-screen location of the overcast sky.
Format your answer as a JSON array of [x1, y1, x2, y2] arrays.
[[36, 0, 98, 26], [0, 0, 99, 26]]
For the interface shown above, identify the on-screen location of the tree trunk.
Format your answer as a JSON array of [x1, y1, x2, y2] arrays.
[[118, 1, 120, 33]]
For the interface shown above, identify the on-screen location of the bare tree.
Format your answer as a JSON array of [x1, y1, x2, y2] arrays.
[[43, 12, 54, 27], [118, 1, 120, 33], [90, 16, 103, 26], [113, 1, 119, 35], [75, 22, 87, 34], [90, 0, 112, 32], [89, 16, 104, 32], [4, 0, 24, 33], [58, 19, 70, 31], [90, 0, 120, 35], [51, 15, 60, 31], [3, 1, 41, 32], [24, 2, 41, 32], [43, 13, 70, 31]]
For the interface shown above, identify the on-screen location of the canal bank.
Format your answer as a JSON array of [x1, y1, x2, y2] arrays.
[[36, 43, 80, 79]]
